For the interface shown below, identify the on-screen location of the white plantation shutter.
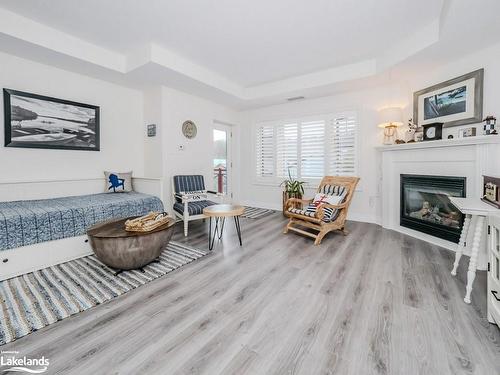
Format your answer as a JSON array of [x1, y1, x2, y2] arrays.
[[255, 124, 275, 177], [300, 120, 325, 178], [328, 112, 357, 175], [255, 111, 357, 180], [276, 122, 298, 178]]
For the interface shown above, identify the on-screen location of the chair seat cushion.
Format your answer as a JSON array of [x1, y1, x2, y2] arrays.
[[173, 200, 216, 216], [288, 207, 317, 218], [288, 204, 340, 223]]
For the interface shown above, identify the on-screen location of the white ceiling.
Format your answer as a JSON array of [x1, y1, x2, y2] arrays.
[[0, 0, 499, 108], [0, 0, 442, 86]]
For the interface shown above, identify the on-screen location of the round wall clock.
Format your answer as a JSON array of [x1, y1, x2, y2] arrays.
[[182, 120, 197, 139]]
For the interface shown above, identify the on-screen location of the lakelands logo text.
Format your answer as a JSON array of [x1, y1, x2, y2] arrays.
[[0, 351, 49, 374]]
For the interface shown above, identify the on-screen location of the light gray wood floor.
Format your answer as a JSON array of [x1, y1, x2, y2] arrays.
[[3, 213, 500, 374]]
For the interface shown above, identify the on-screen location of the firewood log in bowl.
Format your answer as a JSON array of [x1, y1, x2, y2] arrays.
[[125, 212, 171, 232]]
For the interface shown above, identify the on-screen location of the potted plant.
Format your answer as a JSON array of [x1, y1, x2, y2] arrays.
[[281, 168, 306, 216]]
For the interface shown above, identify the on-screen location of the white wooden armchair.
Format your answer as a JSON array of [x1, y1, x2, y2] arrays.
[[172, 175, 223, 236], [284, 176, 360, 245]]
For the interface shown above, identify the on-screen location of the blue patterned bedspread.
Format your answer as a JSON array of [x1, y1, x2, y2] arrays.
[[0, 192, 164, 251]]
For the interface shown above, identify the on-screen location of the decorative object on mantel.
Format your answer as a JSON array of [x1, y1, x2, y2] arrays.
[[3, 88, 100, 151], [376, 134, 500, 151], [422, 122, 443, 141], [405, 118, 418, 142], [482, 175, 500, 209], [414, 127, 424, 142], [448, 135, 454, 139], [413, 68, 484, 128], [182, 120, 197, 139], [459, 127, 477, 138], [281, 168, 305, 216], [377, 107, 403, 145], [483, 115, 497, 135]]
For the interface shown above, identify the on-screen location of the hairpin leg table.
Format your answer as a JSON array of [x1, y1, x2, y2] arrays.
[[449, 197, 497, 304], [203, 204, 245, 250]]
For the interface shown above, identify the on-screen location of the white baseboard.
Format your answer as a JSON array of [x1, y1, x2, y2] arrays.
[[346, 212, 378, 224]]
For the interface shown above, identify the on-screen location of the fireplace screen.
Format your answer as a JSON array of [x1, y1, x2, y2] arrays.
[[400, 175, 466, 243]]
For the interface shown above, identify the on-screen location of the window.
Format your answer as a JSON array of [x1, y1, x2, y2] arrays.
[[301, 120, 325, 178], [276, 122, 298, 178], [255, 112, 357, 181], [328, 113, 357, 176], [255, 124, 274, 178]]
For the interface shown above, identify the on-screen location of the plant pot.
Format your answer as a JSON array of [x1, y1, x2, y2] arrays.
[[283, 191, 303, 217]]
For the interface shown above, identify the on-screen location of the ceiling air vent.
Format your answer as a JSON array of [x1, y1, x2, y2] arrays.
[[286, 96, 305, 102]]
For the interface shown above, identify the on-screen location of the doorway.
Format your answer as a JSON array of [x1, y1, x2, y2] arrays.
[[212, 122, 232, 198]]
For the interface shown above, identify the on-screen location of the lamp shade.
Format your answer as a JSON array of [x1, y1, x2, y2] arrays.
[[378, 107, 403, 128]]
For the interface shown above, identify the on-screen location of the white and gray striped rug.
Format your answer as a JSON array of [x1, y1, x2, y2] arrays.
[[0, 241, 208, 346], [242, 206, 275, 219]]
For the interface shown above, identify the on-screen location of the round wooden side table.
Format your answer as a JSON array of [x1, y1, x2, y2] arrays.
[[203, 204, 245, 250]]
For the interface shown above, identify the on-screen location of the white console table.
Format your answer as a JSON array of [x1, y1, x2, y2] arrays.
[[449, 197, 498, 304]]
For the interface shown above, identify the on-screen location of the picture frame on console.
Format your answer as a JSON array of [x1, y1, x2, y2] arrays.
[[413, 69, 484, 128], [4, 88, 100, 151]]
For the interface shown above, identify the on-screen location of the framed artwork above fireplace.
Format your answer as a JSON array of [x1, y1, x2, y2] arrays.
[[400, 174, 466, 243], [413, 69, 483, 128]]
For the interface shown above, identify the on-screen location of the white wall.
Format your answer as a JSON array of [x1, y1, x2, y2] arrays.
[[238, 82, 407, 223], [158, 86, 240, 212], [143, 86, 163, 178], [0, 52, 145, 185]]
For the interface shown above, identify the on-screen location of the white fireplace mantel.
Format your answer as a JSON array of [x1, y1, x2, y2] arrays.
[[375, 134, 500, 151], [377, 135, 500, 269]]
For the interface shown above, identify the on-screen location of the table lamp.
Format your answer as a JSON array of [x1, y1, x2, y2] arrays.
[[378, 107, 403, 145]]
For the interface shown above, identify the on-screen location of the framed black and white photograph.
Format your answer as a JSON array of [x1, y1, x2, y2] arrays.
[[4, 89, 100, 151], [413, 69, 483, 128]]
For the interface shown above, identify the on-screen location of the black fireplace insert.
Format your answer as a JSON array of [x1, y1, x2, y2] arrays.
[[400, 174, 466, 243]]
